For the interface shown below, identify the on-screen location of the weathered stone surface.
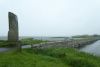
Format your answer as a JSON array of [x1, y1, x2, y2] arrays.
[[8, 12, 19, 42]]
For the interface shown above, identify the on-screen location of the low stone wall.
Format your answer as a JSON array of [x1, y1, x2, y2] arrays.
[[32, 39, 98, 49]]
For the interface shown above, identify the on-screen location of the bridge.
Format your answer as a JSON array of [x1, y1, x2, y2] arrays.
[[31, 38, 98, 49]]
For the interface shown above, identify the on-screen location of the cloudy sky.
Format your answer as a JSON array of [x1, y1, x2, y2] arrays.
[[0, 0, 100, 36]]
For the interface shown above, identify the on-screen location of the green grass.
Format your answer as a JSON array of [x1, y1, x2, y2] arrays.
[[0, 48, 100, 67], [0, 40, 16, 47], [20, 38, 47, 45], [0, 38, 46, 47]]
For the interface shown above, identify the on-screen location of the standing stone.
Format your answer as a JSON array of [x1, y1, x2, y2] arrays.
[[8, 12, 21, 52], [8, 12, 19, 42]]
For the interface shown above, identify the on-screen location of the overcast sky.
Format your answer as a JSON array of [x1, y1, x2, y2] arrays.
[[0, 0, 100, 36]]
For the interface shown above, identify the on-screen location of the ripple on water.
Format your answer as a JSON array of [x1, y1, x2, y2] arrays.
[[80, 40, 100, 56]]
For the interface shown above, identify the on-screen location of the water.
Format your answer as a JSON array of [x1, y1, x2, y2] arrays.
[[0, 48, 13, 52], [80, 40, 100, 56]]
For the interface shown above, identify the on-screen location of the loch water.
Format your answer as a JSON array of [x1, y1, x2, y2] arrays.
[[80, 40, 100, 56]]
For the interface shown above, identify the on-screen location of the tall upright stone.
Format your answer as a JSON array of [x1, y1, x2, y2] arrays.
[[8, 12, 19, 42]]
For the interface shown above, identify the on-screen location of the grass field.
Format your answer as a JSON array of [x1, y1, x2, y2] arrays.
[[0, 38, 46, 47], [0, 48, 100, 67]]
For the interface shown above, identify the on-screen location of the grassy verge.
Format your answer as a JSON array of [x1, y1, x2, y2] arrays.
[[20, 38, 47, 45], [0, 40, 16, 47], [0, 38, 47, 47], [0, 48, 100, 67]]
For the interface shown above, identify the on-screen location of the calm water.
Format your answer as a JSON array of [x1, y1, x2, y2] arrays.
[[80, 40, 100, 56], [0, 48, 13, 52]]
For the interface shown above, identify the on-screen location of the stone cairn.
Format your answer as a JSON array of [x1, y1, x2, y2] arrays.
[[8, 12, 21, 51]]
